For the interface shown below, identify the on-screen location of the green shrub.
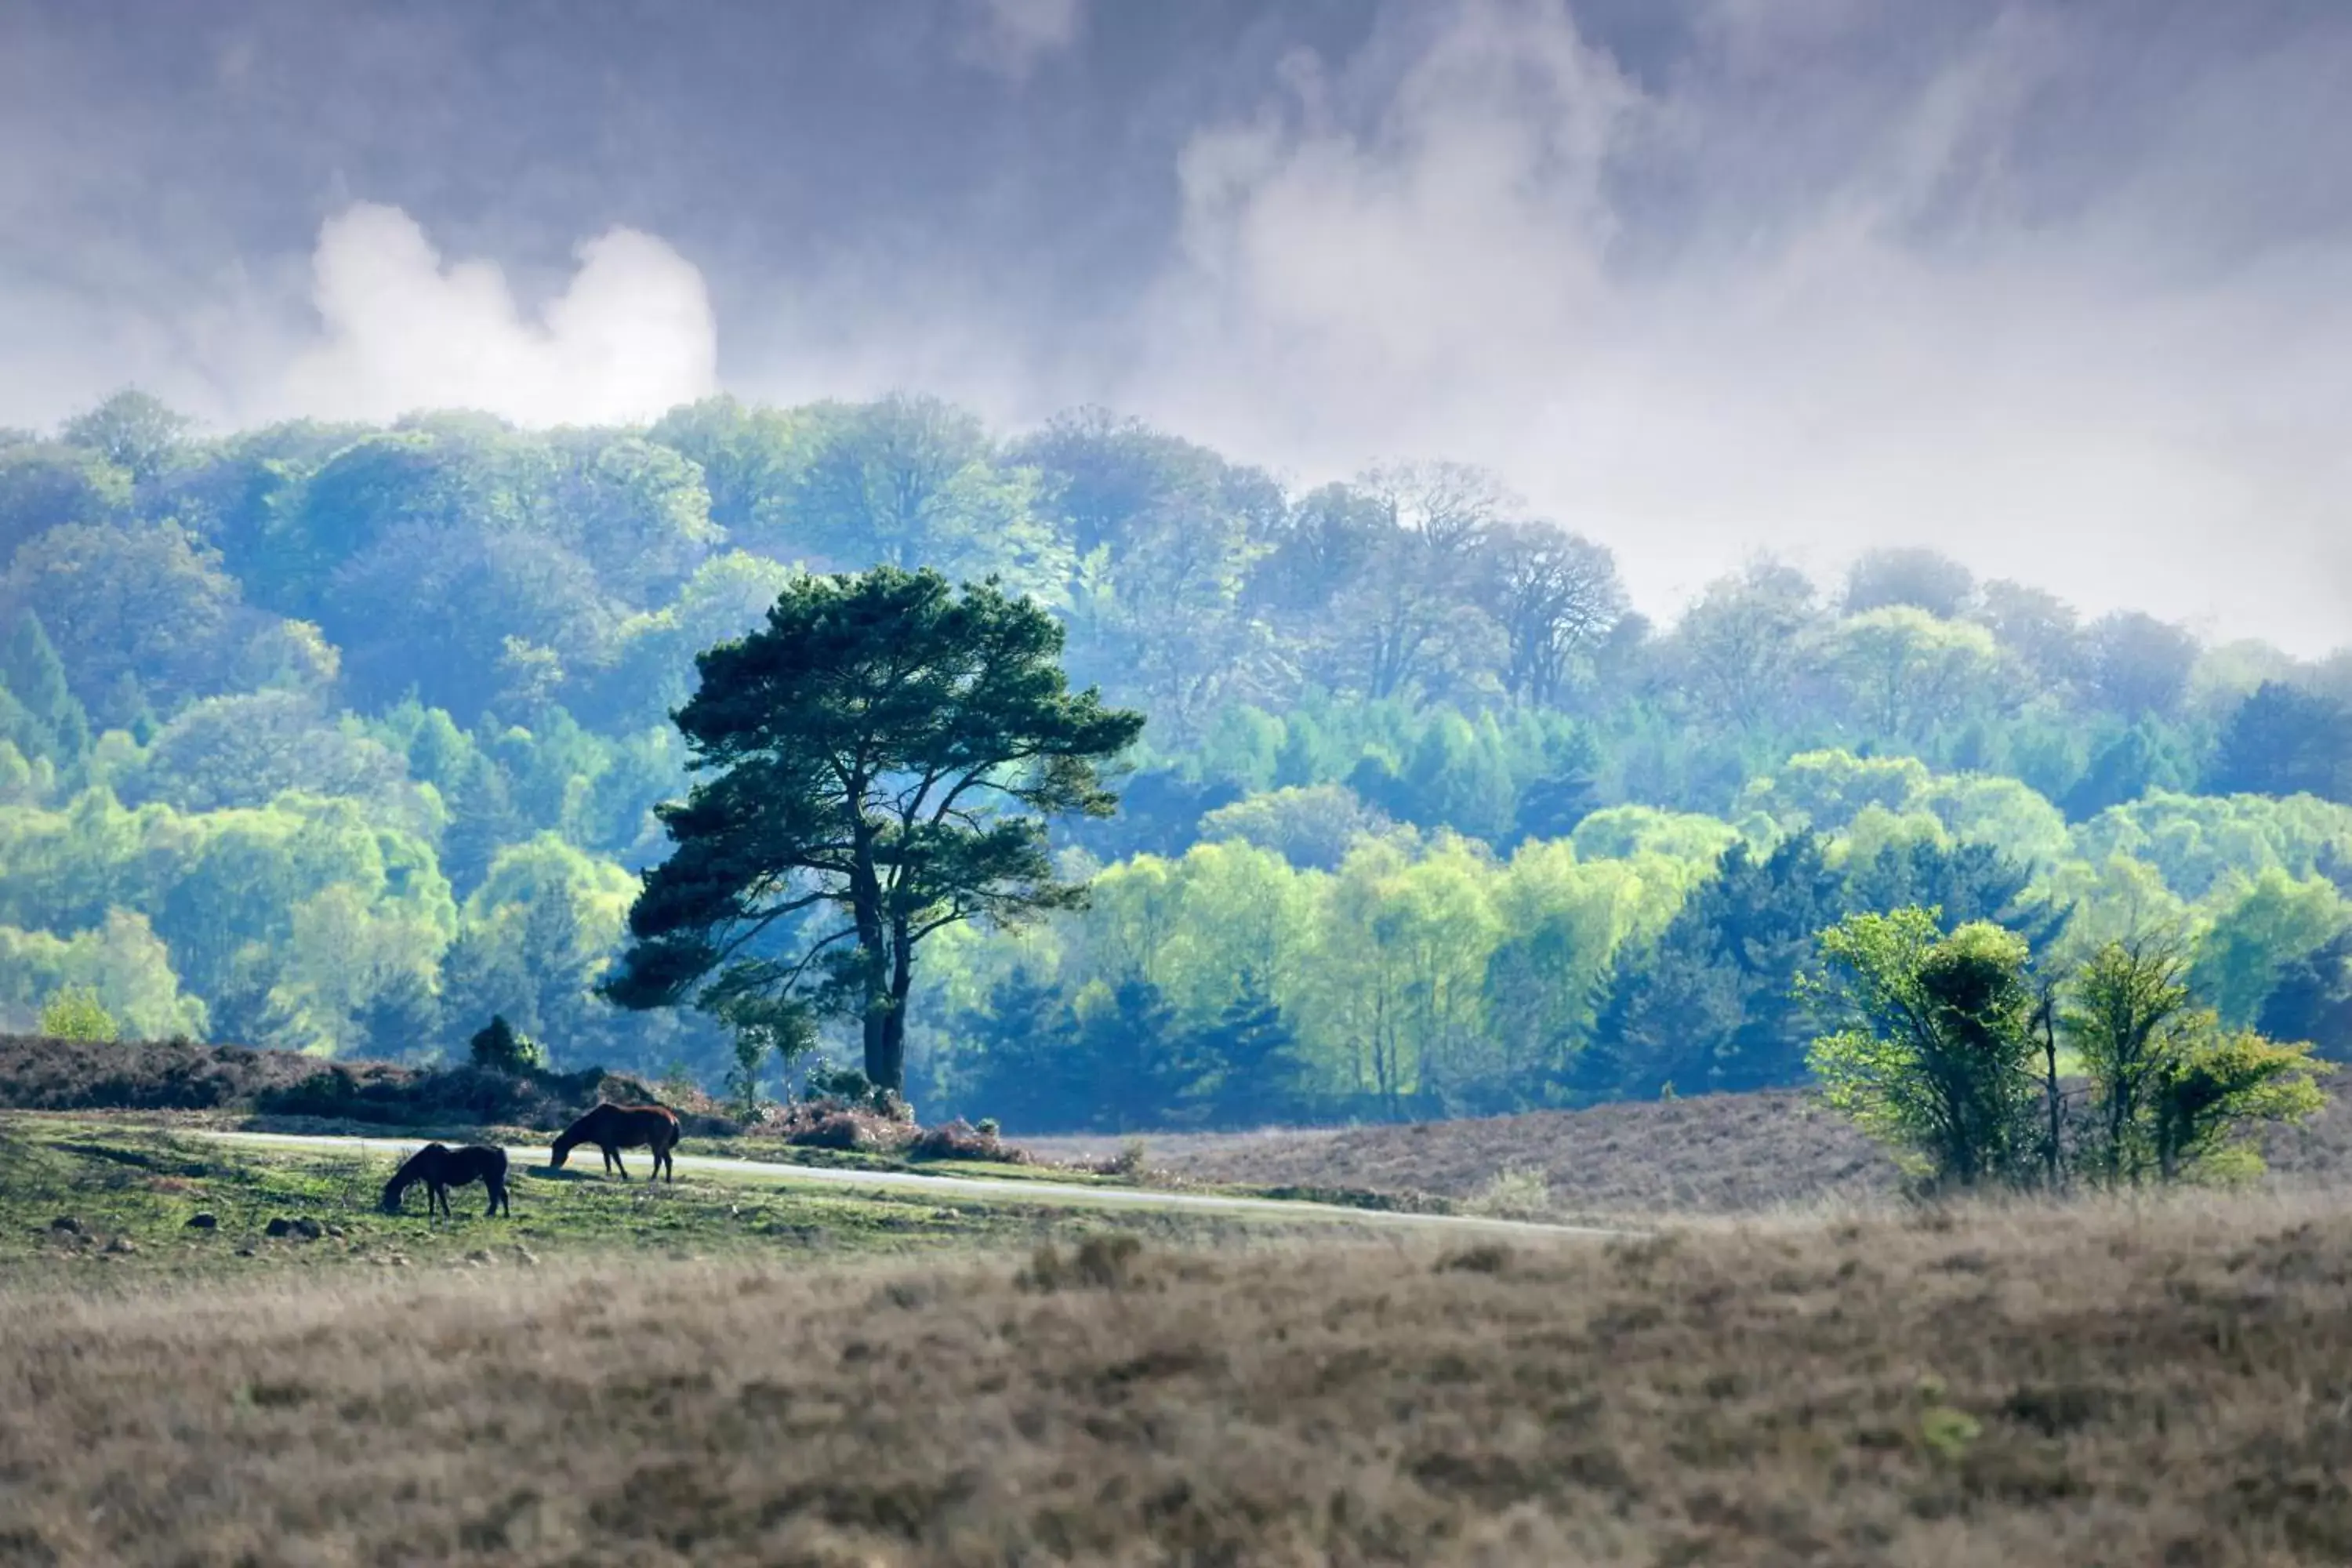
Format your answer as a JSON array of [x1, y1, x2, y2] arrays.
[[1807, 908, 2042, 1190], [38, 985, 117, 1043], [466, 1014, 546, 1074]]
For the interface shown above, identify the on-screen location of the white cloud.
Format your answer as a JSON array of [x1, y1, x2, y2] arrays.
[[1123, 0, 2352, 655], [274, 203, 717, 426]]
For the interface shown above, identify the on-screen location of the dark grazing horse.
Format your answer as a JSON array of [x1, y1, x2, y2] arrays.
[[550, 1103, 681, 1182], [381, 1142, 511, 1218]]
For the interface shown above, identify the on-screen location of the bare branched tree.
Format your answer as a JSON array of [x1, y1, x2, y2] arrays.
[[1481, 521, 1626, 707]]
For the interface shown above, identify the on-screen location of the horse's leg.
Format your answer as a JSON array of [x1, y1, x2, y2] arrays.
[[612, 1146, 630, 1181]]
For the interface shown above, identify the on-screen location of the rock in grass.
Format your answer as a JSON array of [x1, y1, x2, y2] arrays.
[[49, 1216, 83, 1236], [185, 1212, 219, 1232], [103, 1236, 136, 1255], [290, 1218, 324, 1241]]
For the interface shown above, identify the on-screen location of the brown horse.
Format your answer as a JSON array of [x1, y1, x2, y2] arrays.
[[550, 1103, 680, 1182], [382, 1142, 511, 1218]]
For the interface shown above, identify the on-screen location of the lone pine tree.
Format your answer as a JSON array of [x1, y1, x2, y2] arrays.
[[603, 568, 1144, 1094]]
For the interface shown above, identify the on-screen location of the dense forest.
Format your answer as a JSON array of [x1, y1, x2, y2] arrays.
[[4, 389, 2350, 1131]]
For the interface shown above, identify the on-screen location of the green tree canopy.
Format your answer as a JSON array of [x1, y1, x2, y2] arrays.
[[2065, 935, 2330, 1184], [2210, 681, 2352, 802], [1584, 832, 1844, 1098], [0, 612, 90, 771], [786, 397, 1070, 603], [2085, 611, 2199, 720], [1827, 608, 2007, 744], [2061, 935, 2203, 1186], [604, 567, 1145, 1092], [2, 520, 251, 720], [1842, 546, 1976, 620], [956, 964, 1083, 1133], [0, 441, 131, 563], [1198, 782, 1392, 873], [39, 983, 118, 1042], [1807, 906, 2042, 1189], [61, 390, 192, 485], [467, 1013, 547, 1073]]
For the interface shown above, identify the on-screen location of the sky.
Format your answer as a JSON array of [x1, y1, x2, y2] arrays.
[[2, 0, 2347, 652]]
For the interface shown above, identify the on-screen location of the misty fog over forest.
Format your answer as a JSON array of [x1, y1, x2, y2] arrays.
[[6, 0, 2350, 646], [2, 0, 2349, 1134]]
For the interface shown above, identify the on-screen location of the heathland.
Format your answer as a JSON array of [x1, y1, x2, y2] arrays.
[[5, 1115, 2350, 1566], [13, 1024, 2352, 1567]]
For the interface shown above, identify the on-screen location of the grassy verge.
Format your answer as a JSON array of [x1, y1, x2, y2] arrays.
[[13, 1108, 1460, 1212], [670, 1131, 1130, 1186], [42, 1105, 1134, 1183], [0, 1116, 1352, 1290]]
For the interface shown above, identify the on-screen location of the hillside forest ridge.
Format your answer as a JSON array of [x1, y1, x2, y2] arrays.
[[5, 388, 2351, 1137]]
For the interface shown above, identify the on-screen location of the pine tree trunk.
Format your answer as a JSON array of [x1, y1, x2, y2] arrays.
[[869, 917, 915, 1094], [862, 1000, 891, 1090], [2042, 993, 2063, 1192], [850, 836, 892, 1090]]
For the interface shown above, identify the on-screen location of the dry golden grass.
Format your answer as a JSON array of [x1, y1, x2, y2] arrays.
[[1027, 1091, 1902, 1214], [1031, 1086, 2352, 1218], [6, 1192, 2352, 1566]]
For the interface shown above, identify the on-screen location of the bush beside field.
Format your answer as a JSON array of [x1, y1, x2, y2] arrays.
[[0, 1031, 722, 1134]]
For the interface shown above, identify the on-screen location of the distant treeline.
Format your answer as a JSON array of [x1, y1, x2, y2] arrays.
[[2, 390, 2349, 1128]]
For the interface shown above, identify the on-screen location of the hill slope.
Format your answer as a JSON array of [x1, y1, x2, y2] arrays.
[[1034, 1087, 2352, 1214]]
